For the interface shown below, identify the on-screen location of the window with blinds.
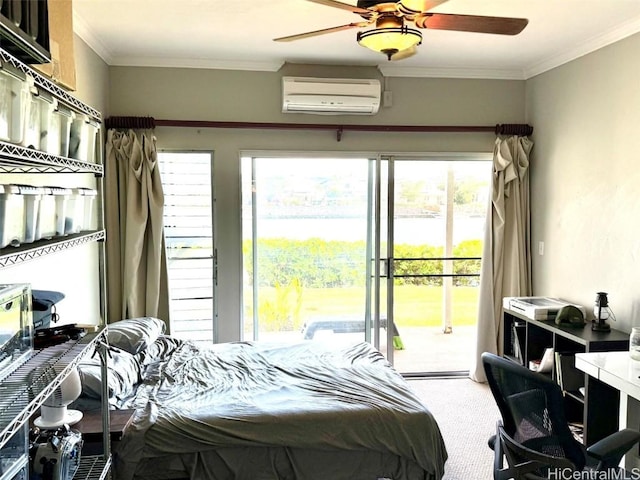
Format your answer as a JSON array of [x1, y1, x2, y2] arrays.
[[158, 152, 216, 342]]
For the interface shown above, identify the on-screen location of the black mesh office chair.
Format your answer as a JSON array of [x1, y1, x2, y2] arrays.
[[481, 352, 640, 480]]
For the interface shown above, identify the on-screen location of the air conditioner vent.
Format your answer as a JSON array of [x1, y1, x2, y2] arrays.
[[282, 76, 381, 115]]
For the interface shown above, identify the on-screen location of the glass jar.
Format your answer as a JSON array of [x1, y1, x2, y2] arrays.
[[630, 327, 640, 360]]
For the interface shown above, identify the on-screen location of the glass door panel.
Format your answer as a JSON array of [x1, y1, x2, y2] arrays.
[[241, 156, 376, 343], [389, 158, 490, 375]]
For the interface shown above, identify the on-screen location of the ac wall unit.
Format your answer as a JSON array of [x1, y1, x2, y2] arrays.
[[282, 76, 381, 115]]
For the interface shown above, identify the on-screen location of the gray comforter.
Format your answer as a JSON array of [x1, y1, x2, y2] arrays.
[[114, 340, 448, 480]]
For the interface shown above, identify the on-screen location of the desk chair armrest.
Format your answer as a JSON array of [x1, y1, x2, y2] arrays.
[[497, 423, 575, 479], [587, 429, 640, 469]]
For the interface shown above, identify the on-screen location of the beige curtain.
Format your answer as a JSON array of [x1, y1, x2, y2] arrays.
[[104, 128, 169, 325], [469, 135, 534, 382]]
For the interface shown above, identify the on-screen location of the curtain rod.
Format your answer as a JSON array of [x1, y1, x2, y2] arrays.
[[105, 116, 156, 130], [106, 117, 532, 142]]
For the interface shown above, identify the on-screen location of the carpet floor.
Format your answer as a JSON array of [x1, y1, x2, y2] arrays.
[[408, 377, 500, 480]]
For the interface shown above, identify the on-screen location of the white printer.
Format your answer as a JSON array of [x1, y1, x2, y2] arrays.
[[503, 296, 586, 321]]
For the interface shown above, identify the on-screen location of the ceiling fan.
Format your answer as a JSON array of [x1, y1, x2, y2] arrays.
[[274, 0, 528, 61]]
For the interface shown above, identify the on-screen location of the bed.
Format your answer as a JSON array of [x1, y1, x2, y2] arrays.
[[76, 317, 448, 480]]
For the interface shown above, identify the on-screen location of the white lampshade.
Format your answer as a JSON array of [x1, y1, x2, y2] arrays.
[[357, 26, 422, 60]]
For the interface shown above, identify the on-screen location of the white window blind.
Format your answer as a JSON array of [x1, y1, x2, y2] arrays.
[[158, 152, 215, 342]]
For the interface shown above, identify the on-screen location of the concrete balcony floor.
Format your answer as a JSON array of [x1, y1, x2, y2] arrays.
[[258, 324, 477, 376]]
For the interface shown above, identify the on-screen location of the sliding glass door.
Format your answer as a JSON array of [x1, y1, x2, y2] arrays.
[[241, 153, 491, 375]]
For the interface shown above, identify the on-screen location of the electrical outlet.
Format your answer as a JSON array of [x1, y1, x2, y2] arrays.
[[538, 241, 544, 255]]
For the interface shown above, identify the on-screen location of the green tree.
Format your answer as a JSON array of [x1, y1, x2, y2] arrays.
[[244, 238, 482, 289], [258, 278, 304, 331]]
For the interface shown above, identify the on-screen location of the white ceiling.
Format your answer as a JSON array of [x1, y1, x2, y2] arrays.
[[72, 0, 640, 80]]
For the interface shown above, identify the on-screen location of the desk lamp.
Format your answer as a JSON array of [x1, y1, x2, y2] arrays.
[[592, 291, 612, 332]]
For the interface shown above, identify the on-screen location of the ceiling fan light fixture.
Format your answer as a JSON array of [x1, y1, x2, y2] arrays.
[[397, 0, 429, 15], [357, 26, 422, 60]]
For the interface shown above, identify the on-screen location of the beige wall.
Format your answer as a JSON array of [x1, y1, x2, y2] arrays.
[[527, 34, 640, 463], [0, 35, 109, 326], [9, 27, 639, 342], [72, 33, 110, 115], [527, 31, 640, 332], [109, 64, 525, 126], [109, 65, 525, 341]]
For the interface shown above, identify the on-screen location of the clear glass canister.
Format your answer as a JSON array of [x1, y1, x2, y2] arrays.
[[630, 327, 640, 360]]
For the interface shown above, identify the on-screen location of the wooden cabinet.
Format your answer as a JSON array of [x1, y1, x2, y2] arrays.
[[503, 307, 629, 446]]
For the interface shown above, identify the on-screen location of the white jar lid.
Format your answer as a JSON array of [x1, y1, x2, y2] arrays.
[[0, 184, 21, 194], [45, 186, 72, 195], [78, 188, 98, 196], [16, 185, 44, 195]]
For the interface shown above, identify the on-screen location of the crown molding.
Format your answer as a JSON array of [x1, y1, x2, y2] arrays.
[[73, 11, 113, 64], [73, 11, 282, 71], [107, 56, 284, 72], [524, 14, 640, 79], [377, 65, 526, 80]]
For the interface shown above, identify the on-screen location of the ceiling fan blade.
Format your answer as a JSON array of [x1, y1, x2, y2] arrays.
[[274, 22, 370, 42], [390, 46, 418, 61], [306, 0, 372, 15], [415, 13, 528, 35]]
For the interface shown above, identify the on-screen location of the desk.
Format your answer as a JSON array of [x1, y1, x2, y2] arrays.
[[576, 351, 640, 469], [576, 351, 640, 401]]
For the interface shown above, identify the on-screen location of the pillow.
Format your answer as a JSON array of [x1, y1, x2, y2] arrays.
[[107, 317, 166, 354], [78, 347, 141, 403], [136, 335, 183, 366]]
